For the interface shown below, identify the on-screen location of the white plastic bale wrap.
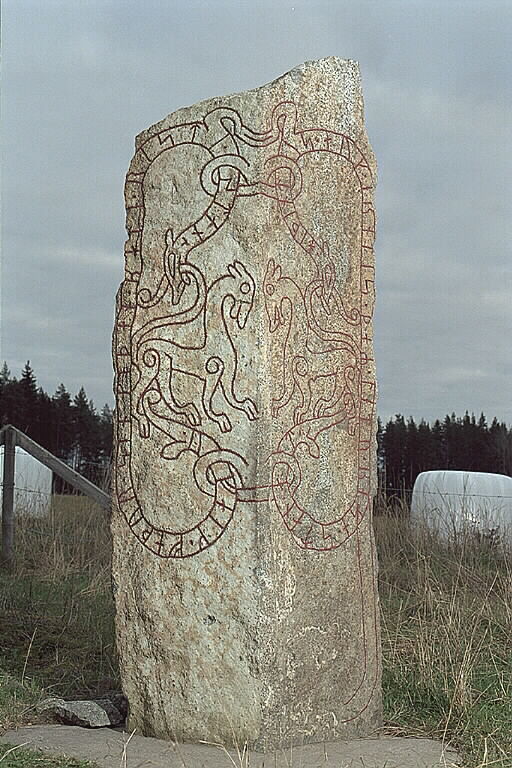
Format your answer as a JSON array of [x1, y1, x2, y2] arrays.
[[410, 470, 512, 542], [0, 446, 52, 517]]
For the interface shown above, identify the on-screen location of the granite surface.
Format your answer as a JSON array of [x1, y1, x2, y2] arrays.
[[112, 56, 380, 750]]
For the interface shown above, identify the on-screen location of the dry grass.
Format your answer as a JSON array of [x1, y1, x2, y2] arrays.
[[375, 498, 512, 766], [1, 492, 512, 766], [0, 493, 117, 730], [13, 494, 112, 583]]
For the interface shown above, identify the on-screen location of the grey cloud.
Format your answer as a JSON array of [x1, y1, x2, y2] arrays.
[[2, 0, 511, 424]]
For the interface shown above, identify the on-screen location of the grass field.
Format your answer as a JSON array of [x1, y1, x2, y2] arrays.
[[375, 499, 512, 767], [0, 493, 511, 767], [0, 496, 117, 736], [0, 742, 95, 768]]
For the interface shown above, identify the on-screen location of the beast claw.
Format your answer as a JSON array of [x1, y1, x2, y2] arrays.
[[185, 405, 201, 427], [243, 398, 258, 420], [219, 415, 232, 433], [138, 417, 150, 438], [162, 441, 187, 460]]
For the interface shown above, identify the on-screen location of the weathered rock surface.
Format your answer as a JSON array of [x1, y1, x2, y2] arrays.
[[36, 698, 124, 728], [2, 727, 462, 768], [112, 56, 380, 750]]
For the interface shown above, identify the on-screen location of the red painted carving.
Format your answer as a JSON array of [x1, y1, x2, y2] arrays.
[[113, 101, 376, 559]]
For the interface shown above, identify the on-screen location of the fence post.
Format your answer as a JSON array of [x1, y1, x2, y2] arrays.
[[1, 426, 16, 569]]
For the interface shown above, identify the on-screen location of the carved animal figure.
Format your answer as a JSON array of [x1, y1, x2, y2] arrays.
[[133, 260, 258, 437], [263, 258, 359, 430]]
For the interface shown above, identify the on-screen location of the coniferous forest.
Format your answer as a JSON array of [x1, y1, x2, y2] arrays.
[[0, 361, 112, 486], [1, 361, 511, 495], [379, 413, 512, 498]]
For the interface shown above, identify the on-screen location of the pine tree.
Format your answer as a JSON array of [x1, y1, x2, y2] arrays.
[[416, 419, 435, 472], [0, 362, 11, 387], [0, 363, 14, 424], [99, 403, 113, 460], [431, 419, 445, 467], [18, 361, 40, 435], [405, 416, 419, 487], [72, 387, 101, 477], [489, 418, 512, 476], [382, 415, 408, 495], [37, 389, 54, 449], [443, 413, 459, 469], [53, 383, 75, 461]]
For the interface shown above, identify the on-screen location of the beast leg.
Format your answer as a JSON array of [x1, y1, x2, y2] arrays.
[[202, 357, 232, 433], [158, 353, 202, 427], [133, 348, 160, 438], [272, 351, 297, 418], [222, 353, 258, 420], [292, 356, 312, 425]]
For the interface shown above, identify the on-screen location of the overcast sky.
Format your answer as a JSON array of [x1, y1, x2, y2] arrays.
[[1, 0, 511, 424]]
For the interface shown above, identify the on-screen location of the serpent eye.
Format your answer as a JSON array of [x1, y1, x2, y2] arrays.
[[240, 281, 251, 295], [265, 284, 275, 296]]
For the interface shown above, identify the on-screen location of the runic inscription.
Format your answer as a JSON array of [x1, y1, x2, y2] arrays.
[[113, 100, 376, 559], [112, 57, 381, 751]]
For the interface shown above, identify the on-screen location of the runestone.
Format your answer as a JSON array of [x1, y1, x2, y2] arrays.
[[112, 57, 381, 750]]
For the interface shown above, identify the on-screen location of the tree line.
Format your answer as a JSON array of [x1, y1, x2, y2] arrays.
[[0, 362, 112, 486], [379, 412, 512, 498], [1, 362, 511, 497]]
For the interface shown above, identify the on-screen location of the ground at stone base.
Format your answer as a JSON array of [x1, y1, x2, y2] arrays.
[[1, 725, 460, 768]]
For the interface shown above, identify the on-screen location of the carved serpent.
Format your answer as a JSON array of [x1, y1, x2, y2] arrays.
[[114, 102, 376, 557]]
